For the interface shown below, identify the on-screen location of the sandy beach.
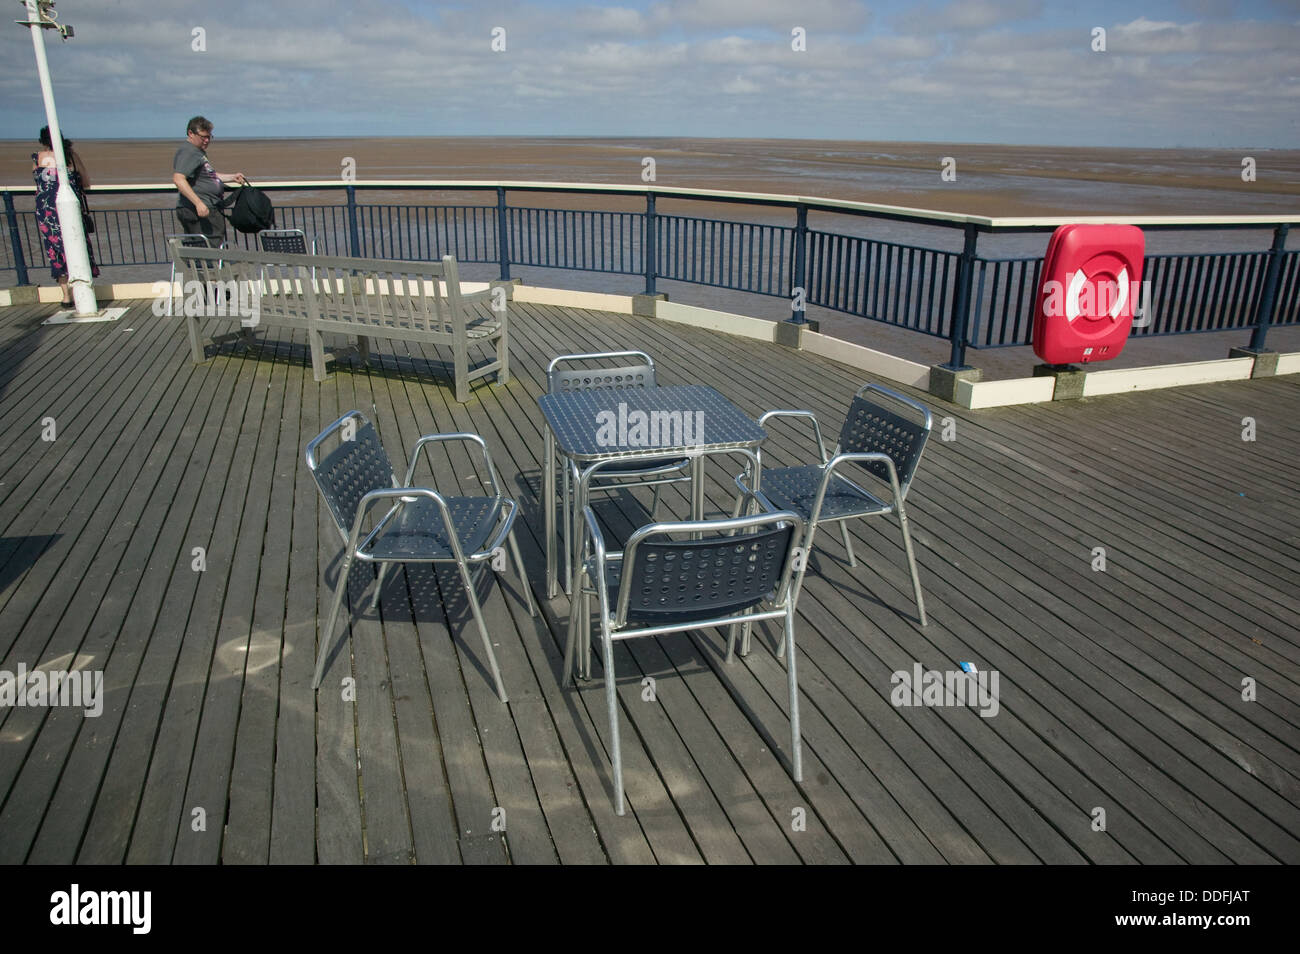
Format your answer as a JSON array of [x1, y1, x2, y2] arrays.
[[4, 137, 1299, 217]]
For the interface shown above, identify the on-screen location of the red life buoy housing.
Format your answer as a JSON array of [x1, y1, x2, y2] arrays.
[[1032, 224, 1145, 364]]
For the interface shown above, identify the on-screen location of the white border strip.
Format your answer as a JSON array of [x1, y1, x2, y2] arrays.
[[1277, 353, 1300, 376], [511, 285, 634, 313], [655, 300, 776, 341], [957, 377, 1056, 409], [1081, 358, 1254, 396], [802, 331, 930, 388]]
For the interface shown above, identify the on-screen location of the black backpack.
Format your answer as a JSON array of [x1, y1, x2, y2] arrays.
[[224, 180, 275, 233]]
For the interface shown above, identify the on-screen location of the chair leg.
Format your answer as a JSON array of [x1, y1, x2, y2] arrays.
[[562, 584, 580, 687], [896, 502, 928, 626], [650, 483, 663, 519], [456, 562, 509, 703], [581, 589, 592, 680], [508, 530, 537, 617], [784, 610, 802, 783], [838, 521, 857, 568], [601, 627, 625, 816], [780, 525, 820, 657], [561, 466, 572, 595], [313, 552, 354, 689], [370, 562, 392, 611]]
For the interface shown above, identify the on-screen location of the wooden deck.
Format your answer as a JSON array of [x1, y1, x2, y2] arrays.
[[0, 294, 1297, 865]]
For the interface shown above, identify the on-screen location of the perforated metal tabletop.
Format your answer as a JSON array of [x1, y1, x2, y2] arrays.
[[538, 384, 766, 460]]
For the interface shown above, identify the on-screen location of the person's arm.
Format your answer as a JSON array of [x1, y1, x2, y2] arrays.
[[173, 171, 211, 218], [216, 171, 247, 184]]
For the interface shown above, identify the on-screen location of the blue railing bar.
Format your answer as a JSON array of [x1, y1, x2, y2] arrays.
[[3, 192, 29, 286], [946, 224, 980, 368], [496, 187, 510, 280], [345, 185, 362, 258], [790, 204, 808, 324], [644, 193, 656, 295], [1249, 224, 1290, 350]]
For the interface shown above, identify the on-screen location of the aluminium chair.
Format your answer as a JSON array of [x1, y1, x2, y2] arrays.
[[165, 233, 225, 316], [257, 228, 315, 255], [735, 383, 932, 627], [306, 410, 537, 702], [547, 351, 692, 589], [564, 454, 804, 815], [256, 227, 316, 292]]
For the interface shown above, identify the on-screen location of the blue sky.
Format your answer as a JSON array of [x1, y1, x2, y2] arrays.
[[2, 0, 1298, 146]]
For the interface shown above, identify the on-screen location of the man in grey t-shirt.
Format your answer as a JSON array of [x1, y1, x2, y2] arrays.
[[172, 116, 245, 246]]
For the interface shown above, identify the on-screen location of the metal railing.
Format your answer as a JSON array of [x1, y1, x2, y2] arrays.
[[3, 180, 1297, 367]]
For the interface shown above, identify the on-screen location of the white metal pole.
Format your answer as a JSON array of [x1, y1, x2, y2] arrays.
[[25, 0, 98, 316]]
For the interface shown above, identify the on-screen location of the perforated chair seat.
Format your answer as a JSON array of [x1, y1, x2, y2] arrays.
[[759, 466, 889, 522], [362, 496, 501, 562]]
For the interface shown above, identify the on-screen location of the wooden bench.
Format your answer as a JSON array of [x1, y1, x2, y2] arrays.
[[168, 242, 510, 402]]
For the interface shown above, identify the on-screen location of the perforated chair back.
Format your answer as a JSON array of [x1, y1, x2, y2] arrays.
[[837, 386, 932, 496], [306, 415, 397, 540], [258, 229, 309, 254], [620, 522, 796, 624], [548, 350, 657, 394]]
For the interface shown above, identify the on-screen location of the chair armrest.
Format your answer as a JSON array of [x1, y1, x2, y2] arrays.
[[471, 497, 522, 563], [732, 472, 782, 518], [349, 487, 452, 556], [403, 432, 502, 495], [756, 409, 828, 467], [815, 451, 903, 523]]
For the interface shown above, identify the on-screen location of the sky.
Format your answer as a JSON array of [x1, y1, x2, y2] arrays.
[[1, 0, 1298, 147]]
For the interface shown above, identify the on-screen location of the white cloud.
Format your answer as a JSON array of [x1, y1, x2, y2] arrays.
[[722, 74, 761, 93], [650, 0, 870, 32], [896, 0, 1044, 34]]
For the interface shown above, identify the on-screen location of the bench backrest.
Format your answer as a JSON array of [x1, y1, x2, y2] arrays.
[[169, 243, 477, 334]]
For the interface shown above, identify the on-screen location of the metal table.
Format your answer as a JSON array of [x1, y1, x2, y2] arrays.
[[539, 384, 767, 598]]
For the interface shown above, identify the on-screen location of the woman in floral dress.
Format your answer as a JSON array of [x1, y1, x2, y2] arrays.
[[32, 127, 99, 305]]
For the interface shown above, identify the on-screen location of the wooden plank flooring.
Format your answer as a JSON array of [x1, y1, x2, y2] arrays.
[[0, 295, 1296, 864]]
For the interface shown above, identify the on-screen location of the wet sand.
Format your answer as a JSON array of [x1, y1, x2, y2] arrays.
[[5, 137, 1299, 216]]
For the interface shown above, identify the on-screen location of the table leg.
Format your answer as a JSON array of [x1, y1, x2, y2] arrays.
[[691, 453, 705, 537], [569, 460, 583, 598], [544, 425, 556, 599]]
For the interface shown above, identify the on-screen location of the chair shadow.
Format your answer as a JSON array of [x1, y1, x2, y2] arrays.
[[316, 548, 508, 693]]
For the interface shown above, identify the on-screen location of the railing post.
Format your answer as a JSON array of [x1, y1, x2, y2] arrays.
[[945, 224, 979, 368], [1248, 223, 1289, 352], [3, 191, 31, 286], [790, 204, 808, 324], [345, 185, 362, 258], [644, 192, 656, 295], [497, 187, 511, 281]]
